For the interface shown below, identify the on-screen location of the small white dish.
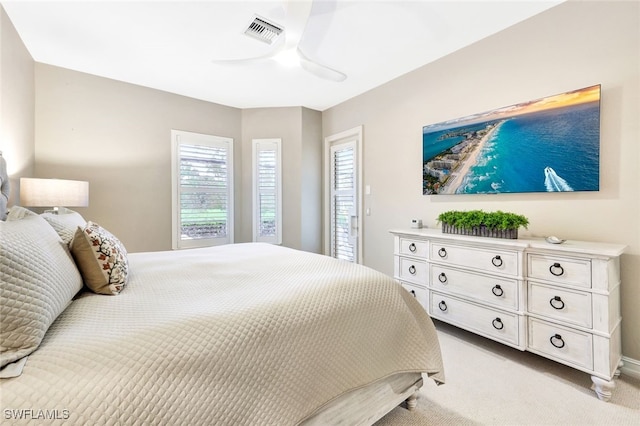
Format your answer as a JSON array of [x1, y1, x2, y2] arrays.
[[545, 236, 566, 244]]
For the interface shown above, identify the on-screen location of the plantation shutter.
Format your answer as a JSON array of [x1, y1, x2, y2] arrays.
[[253, 139, 282, 244], [171, 131, 233, 249], [330, 142, 357, 262]]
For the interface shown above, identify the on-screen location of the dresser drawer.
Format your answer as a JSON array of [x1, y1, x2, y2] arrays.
[[528, 282, 592, 328], [430, 292, 520, 346], [528, 254, 591, 288], [430, 243, 520, 276], [400, 281, 428, 309], [528, 318, 593, 370], [430, 265, 519, 310], [398, 237, 428, 258], [396, 256, 427, 285]]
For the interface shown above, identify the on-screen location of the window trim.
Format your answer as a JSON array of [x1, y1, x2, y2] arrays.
[[252, 138, 282, 244], [171, 129, 234, 250]]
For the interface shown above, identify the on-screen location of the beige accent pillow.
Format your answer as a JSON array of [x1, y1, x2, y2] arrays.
[[41, 210, 87, 245], [70, 221, 129, 295], [0, 214, 83, 368]]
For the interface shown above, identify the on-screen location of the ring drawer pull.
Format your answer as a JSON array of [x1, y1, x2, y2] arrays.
[[492, 318, 504, 330], [409, 243, 417, 253], [491, 255, 503, 267], [492, 285, 504, 297], [408, 265, 417, 275], [550, 334, 565, 349], [410, 290, 417, 298], [550, 296, 565, 310], [438, 248, 447, 258], [438, 272, 447, 283], [549, 263, 564, 276], [438, 301, 448, 312]]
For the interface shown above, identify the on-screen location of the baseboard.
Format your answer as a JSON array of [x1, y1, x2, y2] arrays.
[[620, 356, 640, 380]]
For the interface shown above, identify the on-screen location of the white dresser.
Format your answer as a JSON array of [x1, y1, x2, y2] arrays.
[[391, 229, 626, 401]]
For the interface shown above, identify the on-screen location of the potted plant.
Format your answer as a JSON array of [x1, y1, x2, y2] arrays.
[[436, 210, 529, 239]]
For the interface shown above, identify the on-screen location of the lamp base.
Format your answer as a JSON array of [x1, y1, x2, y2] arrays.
[[43, 206, 69, 215]]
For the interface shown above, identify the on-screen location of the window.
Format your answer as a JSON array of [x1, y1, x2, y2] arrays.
[[252, 138, 282, 244], [171, 130, 234, 249]]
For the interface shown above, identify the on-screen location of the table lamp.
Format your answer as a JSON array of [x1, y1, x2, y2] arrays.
[[20, 178, 89, 214]]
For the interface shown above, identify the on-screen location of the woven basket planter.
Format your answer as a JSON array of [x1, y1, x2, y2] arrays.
[[441, 224, 518, 239]]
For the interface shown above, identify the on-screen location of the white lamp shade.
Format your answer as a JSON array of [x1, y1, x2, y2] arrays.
[[20, 178, 89, 208]]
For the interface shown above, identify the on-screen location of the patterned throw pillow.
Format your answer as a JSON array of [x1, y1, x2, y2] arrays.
[[70, 221, 129, 295]]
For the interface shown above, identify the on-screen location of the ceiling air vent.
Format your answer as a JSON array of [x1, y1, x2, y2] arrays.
[[244, 16, 283, 44]]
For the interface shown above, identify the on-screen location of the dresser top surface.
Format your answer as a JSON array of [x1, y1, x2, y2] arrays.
[[390, 228, 627, 257]]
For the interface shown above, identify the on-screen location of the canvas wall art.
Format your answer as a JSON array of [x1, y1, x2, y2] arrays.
[[422, 85, 601, 195]]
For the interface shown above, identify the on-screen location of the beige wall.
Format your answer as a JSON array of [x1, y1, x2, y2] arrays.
[[34, 64, 242, 253], [0, 5, 35, 202], [300, 107, 322, 253], [241, 107, 322, 252], [322, 1, 640, 360], [32, 66, 324, 254]]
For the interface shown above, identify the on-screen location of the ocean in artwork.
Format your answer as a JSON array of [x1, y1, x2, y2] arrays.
[[422, 89, 600, 195]]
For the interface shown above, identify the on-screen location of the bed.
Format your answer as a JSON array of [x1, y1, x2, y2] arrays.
[[0, 208, 444, 425]]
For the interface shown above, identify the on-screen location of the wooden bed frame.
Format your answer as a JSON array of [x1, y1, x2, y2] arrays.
[[301, 372, 423, 425]]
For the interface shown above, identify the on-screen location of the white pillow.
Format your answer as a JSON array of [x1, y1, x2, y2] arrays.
[[41, 210, 87, 245], [6, 205, 37, 220], [0, 214, 83, 368]]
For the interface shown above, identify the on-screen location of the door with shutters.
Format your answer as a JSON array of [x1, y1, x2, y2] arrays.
[[330, 142, 357, 261], [325, 126, 362, 263]]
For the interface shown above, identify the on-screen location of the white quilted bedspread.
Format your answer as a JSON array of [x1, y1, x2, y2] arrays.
[[1, 243, 443, 425]]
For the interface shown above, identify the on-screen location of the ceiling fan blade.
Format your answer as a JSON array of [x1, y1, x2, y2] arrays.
[[294, 0, 347, 82], [282, 0, 313, 49], [297, 48, 347, 82], [212, 54, 275, 66], [297, 0, 339, 53], [211, 31, 286, 65]]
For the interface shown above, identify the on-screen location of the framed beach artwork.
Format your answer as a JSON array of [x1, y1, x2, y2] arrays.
[[422, 84, 601, 195]]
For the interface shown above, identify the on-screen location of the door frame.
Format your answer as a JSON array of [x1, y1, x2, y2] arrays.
[[324, 125, 363, 264]]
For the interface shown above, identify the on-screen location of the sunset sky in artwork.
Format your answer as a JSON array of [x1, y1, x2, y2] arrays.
[[501, 85, 600, 116], [423, 85, 601, 133]]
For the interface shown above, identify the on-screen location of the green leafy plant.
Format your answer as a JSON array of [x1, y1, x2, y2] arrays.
[[437, 210, 529, 231]]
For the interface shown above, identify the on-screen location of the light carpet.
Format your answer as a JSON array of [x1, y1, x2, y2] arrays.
[[376, 321, 640, 425]]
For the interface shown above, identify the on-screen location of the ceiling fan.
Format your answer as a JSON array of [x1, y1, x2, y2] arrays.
[[212, 0, 347, 82]]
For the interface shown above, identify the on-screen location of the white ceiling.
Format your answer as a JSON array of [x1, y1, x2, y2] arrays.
[[2, 0, 564, 111]]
